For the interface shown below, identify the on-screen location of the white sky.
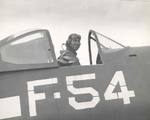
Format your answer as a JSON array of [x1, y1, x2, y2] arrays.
[[0, 0, 150, 65]]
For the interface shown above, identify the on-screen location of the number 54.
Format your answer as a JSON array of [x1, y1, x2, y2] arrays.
[[66, 71, 135, 110]]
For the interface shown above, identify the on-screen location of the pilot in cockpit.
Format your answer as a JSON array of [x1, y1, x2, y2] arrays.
[[57, 33, 81, 66]]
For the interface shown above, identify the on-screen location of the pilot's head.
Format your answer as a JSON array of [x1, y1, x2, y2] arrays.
[[66, 33, 81, 51]]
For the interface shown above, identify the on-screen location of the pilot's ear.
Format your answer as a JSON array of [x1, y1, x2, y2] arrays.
[[66, 40, 70, 47]]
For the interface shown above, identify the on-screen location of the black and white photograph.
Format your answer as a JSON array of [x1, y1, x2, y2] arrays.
[[0, 0, 150, 120]]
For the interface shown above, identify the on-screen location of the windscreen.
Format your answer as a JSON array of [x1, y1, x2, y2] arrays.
[[0, 32, 53, 64]]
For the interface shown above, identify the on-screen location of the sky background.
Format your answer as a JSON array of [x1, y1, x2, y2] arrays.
[[0, 0, 150, 65]]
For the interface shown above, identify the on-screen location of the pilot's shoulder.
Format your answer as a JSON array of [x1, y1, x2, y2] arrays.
[[60, 50, 72, 56]]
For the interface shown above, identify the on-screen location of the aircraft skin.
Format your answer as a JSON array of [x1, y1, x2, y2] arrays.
[[0, 29, 150, 120]]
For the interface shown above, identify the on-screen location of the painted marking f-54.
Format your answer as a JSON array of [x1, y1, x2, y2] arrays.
[[0, 71, 135, 119]]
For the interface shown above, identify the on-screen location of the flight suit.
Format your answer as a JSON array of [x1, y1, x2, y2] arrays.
[[57, 50, 80, 66]]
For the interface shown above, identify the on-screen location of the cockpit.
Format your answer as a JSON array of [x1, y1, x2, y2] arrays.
[[0, 29, 126, 72]]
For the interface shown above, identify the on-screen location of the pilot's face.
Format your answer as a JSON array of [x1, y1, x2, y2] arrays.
[[70, 37, 81, 51]]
